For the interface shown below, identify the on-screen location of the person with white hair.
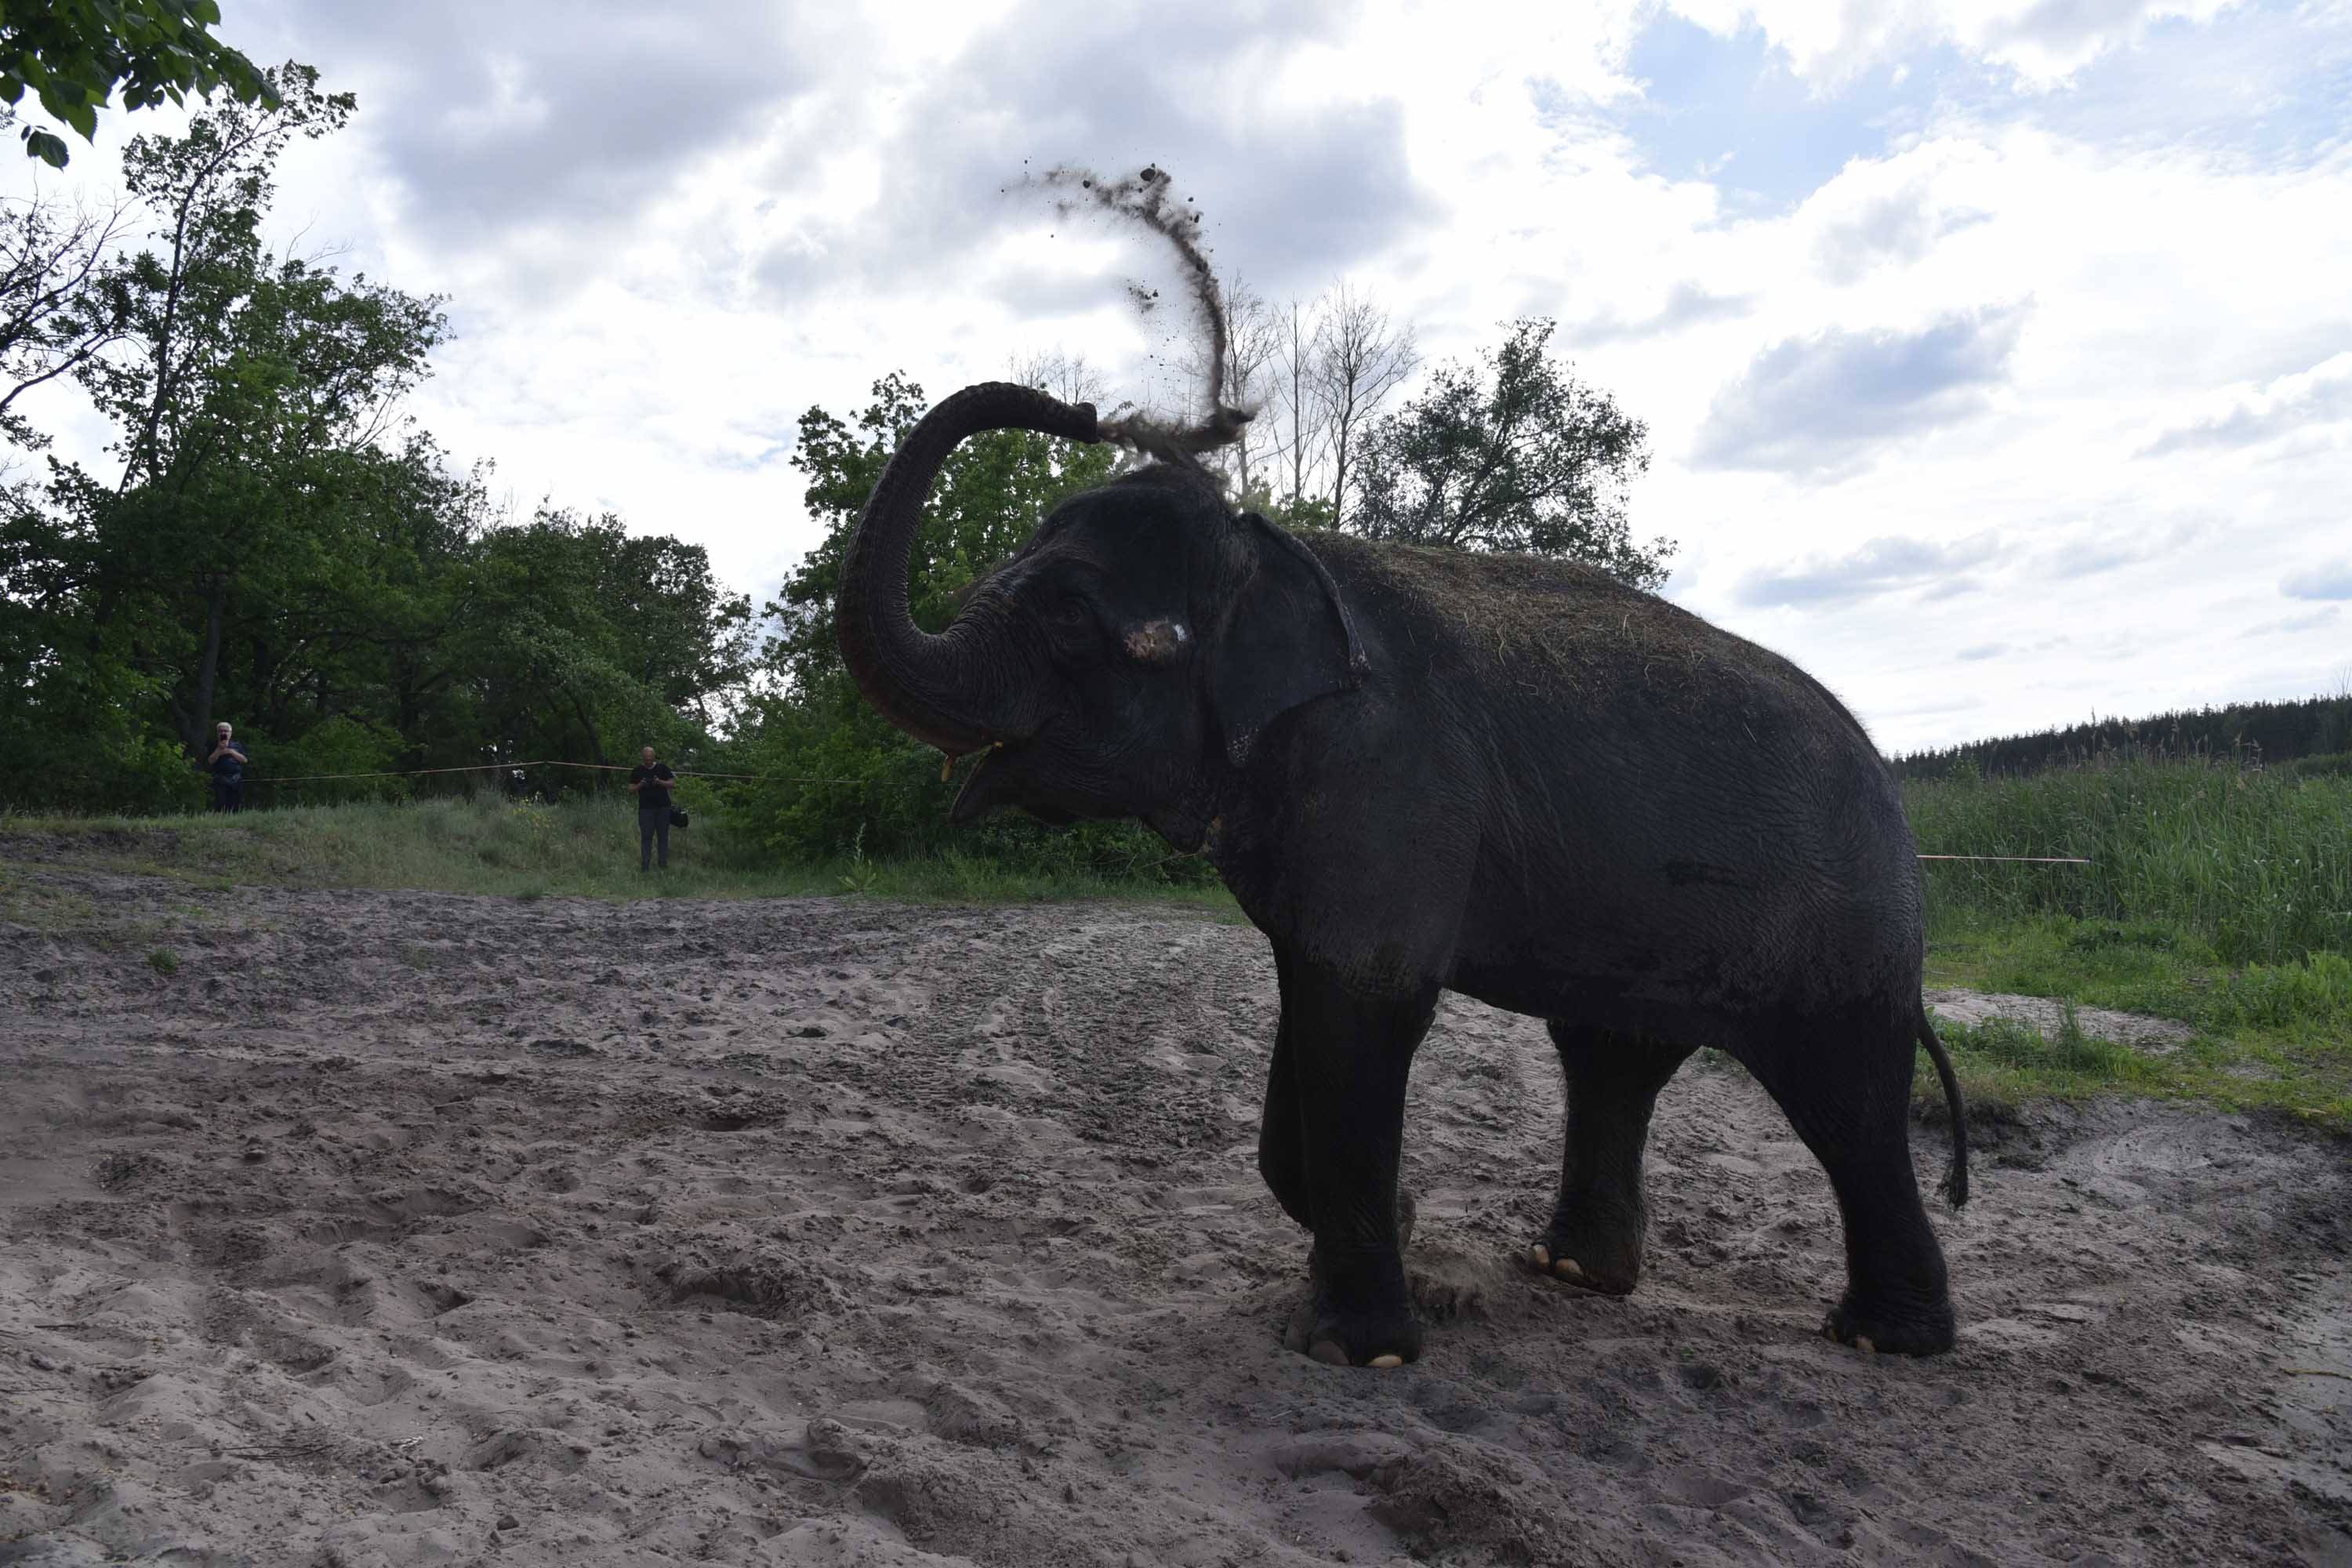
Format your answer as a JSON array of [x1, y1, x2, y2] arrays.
[[207, 722, 249, 813]]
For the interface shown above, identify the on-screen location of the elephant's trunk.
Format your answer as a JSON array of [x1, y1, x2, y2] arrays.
[[834, 382, 1102, 754]]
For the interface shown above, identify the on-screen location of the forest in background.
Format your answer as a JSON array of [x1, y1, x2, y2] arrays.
[[1891, 692, 2352, 781]]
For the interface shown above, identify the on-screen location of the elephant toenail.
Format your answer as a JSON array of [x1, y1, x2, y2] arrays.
[[1532, 1245, 1550, 1269], [1369, 1354, 1404, 1369], [1555, 1257, 1585, 1281], [1308, 1340, 1352, 1367], [1855, 1336, 1876, 1355]]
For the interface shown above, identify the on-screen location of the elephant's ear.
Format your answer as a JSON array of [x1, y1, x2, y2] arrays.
[[1208, 515, 1368, 768]]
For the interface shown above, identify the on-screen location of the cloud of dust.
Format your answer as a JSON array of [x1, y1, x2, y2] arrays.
[[1020, 163, 1253, 475]]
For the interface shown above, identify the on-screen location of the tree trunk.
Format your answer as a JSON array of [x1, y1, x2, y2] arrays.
[[566, 692, 606, 766], [1331, 419, 1352, 528], [395, 669, 424, 773], [185, 579, 226, 757]]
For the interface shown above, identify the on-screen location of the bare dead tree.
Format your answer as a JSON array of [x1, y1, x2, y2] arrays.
[[1189, 271, 1280, 496], [1315, 281, 1419, 525], [1007, 347, 1109, 406], [1269, 294, 1330, 517], [1028, 165, 1250, 472]]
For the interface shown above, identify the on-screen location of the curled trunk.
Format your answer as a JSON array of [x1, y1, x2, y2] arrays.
[[834, 382, 1101, 753]]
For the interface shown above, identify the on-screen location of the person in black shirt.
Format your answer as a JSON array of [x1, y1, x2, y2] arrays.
[[628, 746, 679, 870], [208, 722, 249, 813]]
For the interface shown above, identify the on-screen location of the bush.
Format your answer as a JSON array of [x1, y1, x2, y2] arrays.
[[263, 716, 411, 806], [0, 720, 205, 815], [1932, 1007, 2141, 1081], [719, 687, 1217, 887], [2206, 950, 2352, 1029], [100, 726, 210, 815]]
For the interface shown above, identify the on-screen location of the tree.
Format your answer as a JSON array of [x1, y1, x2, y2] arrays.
[[1267, 294, 1328, 517], [1175, 271, 1280, 498], [764, 368, 1117, 697], [1005, 347, 1106, 407], [1, 2, 278, 168], [736, 368, 1124, 860], [467, 508, 753, 770], [0, 182, 132, 451], [1315, 281, 1417, 524], [0, 56, 765, 815], [1, 62, 455, 780], [53, 66, 445, 757], [82, 62, 358, 493], [1349, 318, 1674, 590]]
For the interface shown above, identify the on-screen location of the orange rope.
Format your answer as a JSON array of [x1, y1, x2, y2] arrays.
[[242, 763, 2096, 862], [1916, 855, 2092, 864], [249, 759, 857, 786]]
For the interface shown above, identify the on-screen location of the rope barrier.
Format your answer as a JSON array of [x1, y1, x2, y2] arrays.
[[248, 759, 859, 786], [239, 759, 2102, 866], [1916, 855, 2093, 864]]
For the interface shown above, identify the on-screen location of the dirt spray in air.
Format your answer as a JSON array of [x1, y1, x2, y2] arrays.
[[1023, 164, 1252, 474]]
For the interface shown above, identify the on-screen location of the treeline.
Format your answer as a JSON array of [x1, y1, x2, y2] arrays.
[[2, 61, 1672, 858], [1895, 693, 2352, 781], [0, 67, 754, 813]]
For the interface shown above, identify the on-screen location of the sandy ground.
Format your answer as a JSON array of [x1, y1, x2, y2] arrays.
[[2, 856, 2347, 1568]]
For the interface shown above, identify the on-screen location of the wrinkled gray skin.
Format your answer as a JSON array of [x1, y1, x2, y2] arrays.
[[837, 383, 1969, 1369]]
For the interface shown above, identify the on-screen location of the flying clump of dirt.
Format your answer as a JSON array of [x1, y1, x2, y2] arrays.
[[1025, 163, 1252, 473]]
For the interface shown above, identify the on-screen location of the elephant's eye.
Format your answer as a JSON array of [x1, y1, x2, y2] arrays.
[[1044, 597, 1094, 634]]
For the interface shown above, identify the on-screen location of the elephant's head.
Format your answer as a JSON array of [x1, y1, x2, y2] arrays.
[[835, 381, 1365, 844]]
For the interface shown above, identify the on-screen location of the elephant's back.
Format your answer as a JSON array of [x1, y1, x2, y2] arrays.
[[1303, 532, 1923, 973], [1300, 532, 1871, 754]]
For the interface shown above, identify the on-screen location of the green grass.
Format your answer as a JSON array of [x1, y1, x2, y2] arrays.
[[1923, 1004, 2351, 1128], [1906, 758, 2350, 1126], [1920, 901, 2350, 1129], [1907, 757, 2352, 965], [0, 796, 1243, 915]]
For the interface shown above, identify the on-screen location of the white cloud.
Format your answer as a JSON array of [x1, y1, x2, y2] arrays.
[[2140, 351, 2352, 456], [1693, 305, 2027, 473], [1733, 532, 2003, 605], [2283, 560, 2352, 601], [1656, 0, 2245, 86]]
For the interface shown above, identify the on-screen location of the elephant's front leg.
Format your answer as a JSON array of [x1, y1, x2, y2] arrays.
[[1268, 957, 1438, 1369]]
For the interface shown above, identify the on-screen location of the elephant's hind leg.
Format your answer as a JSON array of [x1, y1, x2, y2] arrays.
[[1739, 1011, 1956, 1356], [1532, 1025, 1693, 1294]]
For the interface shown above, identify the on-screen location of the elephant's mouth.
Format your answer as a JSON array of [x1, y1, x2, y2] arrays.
[[949, 739, 1076, 826]]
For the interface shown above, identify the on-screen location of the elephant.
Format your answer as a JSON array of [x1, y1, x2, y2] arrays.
[[836, 381, 1970, 1369]]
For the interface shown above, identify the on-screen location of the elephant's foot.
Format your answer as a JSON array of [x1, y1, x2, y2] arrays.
[[1283, 1291, 1421, 1368], [1285, 1247, 1421, 1369], [1823, 1292, 1956, 1357], [1527, 1208, 1644, 1295]]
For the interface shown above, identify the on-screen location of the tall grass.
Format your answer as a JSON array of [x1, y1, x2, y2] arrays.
[[1905, 757, 2352, 964]]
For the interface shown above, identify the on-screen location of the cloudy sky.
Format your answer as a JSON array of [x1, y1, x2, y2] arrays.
[[14, 0, 2350, 753]]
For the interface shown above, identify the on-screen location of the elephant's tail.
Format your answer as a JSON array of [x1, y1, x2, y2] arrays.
[[1918, 1004, 1970, 1208]]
